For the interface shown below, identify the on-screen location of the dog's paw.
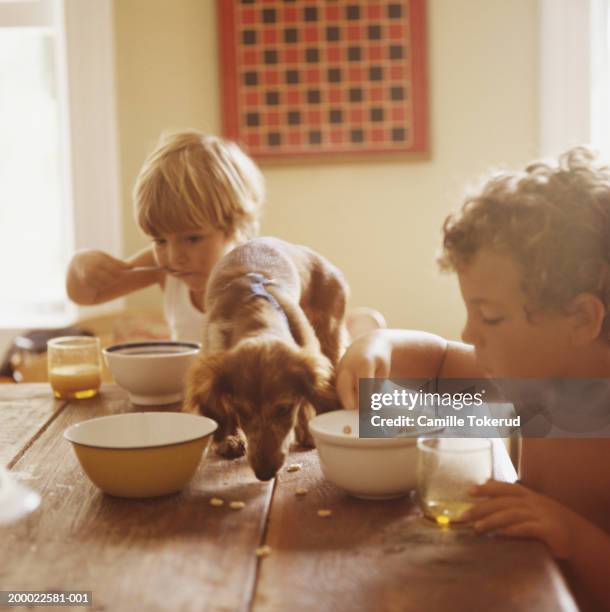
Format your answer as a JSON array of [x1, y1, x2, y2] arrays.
[[216, 434, 246, 459], [293, 424, 315, 449], [289, 440, 315, 453]]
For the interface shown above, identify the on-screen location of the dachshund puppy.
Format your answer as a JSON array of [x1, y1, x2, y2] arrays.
[[184, 237, 348, 480]]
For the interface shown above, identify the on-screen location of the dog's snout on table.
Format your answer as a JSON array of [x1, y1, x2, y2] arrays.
[[253, 464, 281, 482], [255, 471, 276, 482], [243, 421, 290, 481]]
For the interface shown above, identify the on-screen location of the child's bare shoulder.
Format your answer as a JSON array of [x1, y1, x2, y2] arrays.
[[438, 341, 484, 378]]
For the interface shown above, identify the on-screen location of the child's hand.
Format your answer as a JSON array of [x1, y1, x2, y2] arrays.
[[336, 331, 392, 410], [463, 480, 576, 559], [67, 247, 162, 305], [67, 250, 138, 305], [74, 250, 133, 292]]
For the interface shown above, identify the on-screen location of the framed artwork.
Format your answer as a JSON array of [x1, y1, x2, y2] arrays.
[[218, 0, 428, 160]]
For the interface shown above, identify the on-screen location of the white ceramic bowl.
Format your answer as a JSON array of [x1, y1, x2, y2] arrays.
[[64, 412, 217, 498], [309, 410, 420, 500], [103, 341, 200, 405]]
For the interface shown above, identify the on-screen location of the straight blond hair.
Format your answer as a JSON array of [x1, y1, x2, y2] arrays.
[[134, 130, 265, 242]]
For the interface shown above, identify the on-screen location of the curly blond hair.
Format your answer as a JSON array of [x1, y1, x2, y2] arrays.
[[440, 147, 610, 332], [134, 130, 264, 242]]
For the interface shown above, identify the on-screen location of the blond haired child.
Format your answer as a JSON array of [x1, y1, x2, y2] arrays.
[[66, 130, 264, 342], [337, 147, 610, 610]]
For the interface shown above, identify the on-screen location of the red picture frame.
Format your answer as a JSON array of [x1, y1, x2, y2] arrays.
[[218, 0, 428, 160]]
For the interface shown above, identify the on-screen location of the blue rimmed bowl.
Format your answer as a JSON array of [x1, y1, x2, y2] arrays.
[[103, 341, 200, 405]]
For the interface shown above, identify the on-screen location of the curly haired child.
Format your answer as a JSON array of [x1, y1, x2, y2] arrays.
[[338, 147, 610, 610]]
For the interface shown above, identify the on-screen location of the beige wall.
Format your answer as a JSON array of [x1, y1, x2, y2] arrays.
[[114, 0, 538, 340]]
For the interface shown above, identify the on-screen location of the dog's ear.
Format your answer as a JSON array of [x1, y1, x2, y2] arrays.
[[289, 351, 342, 414], [184, 352, 234, 440]]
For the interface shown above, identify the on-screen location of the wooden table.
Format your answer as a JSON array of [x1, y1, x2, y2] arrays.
[[0, 384, 578, 612]]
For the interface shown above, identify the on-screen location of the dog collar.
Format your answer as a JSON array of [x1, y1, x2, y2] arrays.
[[245, 272, 283, 313]]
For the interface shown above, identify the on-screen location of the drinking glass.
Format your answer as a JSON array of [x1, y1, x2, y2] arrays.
[[0, 466, 40, 524], [416, 437, 493, 526], [47, 336, 102, 399]]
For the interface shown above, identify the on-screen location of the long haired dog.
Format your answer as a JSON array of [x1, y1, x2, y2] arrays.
[[184, 237, 348, 481]]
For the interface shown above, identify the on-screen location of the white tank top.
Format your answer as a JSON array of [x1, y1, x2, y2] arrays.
[[163, 275, 206, 344]]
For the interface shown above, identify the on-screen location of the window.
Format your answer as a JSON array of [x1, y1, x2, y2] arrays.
[[0, 20, 68, 326], [591, 0, 610, 160], [0, 0, 121, 329], [539, 0, 610, 161]]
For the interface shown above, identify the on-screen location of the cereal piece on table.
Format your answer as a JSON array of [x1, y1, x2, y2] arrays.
[[287, 464, 302, 472], [209, 497, 224, 507], [317, 509, 332, 518], [229, 501, 245, 510], [255, 545, 272, 558], [295, 487, 308, 496], [343, 425, 352, 434]]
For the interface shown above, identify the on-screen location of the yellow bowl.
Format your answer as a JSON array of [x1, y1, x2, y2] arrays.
[[64, 412, 217, 498]]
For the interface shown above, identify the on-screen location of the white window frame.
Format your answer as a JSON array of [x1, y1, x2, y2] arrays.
[[591, 0, 610, 160], [0, 0, 123, 336], [539, 0, 593, 157], [539, 0, 610, 161]]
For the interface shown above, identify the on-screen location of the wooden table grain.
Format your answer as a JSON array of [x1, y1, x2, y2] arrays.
[[0, 384, 578, 612]]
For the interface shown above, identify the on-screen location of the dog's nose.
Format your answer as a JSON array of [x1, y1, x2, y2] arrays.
[[254, 467, 278, 481]]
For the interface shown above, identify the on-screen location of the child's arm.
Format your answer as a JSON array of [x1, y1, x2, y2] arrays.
[[464, 480, 610, 609], [66, 246, 164, 305], [336, 329, 483, 410]]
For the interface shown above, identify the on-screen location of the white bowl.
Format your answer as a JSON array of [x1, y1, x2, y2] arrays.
[[103, 341, 200, 405], [309, 410, 420, 500], [64, 412, 217, 498]]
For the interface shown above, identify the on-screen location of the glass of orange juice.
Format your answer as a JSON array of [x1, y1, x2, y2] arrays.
[[47, 336, 102, 400], [416, 437, 493, 526]]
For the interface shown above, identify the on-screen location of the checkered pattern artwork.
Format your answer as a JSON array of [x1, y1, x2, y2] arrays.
[[218, 0, 427, 159]]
